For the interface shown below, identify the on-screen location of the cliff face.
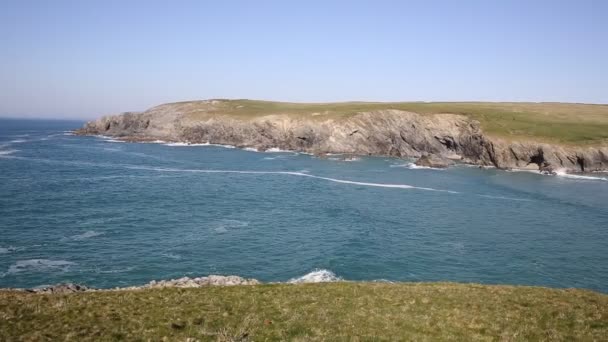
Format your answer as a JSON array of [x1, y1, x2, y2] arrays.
[[76, 103, 608, 172]]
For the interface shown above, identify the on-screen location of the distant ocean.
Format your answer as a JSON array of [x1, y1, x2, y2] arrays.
[[1, 118, 607, 292]]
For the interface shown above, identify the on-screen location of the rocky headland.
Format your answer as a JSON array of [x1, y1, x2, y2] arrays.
[[75, 100, 608, 173]]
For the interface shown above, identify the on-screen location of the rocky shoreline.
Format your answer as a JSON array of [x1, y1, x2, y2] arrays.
[[7, 275, 262, 294], [75, 100, 608, 173]]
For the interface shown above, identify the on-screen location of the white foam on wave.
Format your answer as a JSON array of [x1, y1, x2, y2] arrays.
[[390, 162, 444, 170], [288, 269, 342, 283], [478, 194, 533, 202], [7, 259, 76, 275], [507, 168, 608, 182], [554, 169, 607, 181], [264, 147, 292, 153], [243, 147, 259, 152], [131, 166, 458, 193], [95, 266, 135, 274], [9, 139, 27, 143], [65, 230, 105, 241], [0, 149, 18, 156]]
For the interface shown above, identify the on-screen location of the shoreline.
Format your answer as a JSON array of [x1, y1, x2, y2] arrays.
[[74, 101, 608, 174], [3, 273, 606, 295], [85, 133, 608, 180]]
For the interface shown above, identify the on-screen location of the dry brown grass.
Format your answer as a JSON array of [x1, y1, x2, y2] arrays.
[[1, 282, 607, 341]]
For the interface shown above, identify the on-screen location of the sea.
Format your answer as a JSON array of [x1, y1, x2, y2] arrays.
[[1, 118, 607, 292]]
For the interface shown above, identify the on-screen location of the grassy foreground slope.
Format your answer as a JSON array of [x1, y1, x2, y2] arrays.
[[175, 100, 608, 145], [2, 282, 607, 341]]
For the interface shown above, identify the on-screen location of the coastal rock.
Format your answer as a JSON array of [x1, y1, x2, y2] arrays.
[[75, 100, 608, 172], [140, 275, 260, 289], [414, 154, 454, 168], [28, 283, 90, 294]]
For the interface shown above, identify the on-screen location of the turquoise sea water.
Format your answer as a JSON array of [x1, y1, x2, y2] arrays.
[[1, 119, 607, 291]]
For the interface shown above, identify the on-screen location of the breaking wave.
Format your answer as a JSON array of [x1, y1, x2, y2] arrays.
[[288, 269, 342, 283], [554, 169, 607, 182], [390, 162, 444, 170], [0, 149, 18, 156]]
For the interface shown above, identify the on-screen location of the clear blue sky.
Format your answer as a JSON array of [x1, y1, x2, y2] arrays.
[[1, 0, 606, 119]]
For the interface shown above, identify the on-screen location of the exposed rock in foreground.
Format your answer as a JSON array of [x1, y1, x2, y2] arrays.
[[27, 283, 90, 294], [12, 275, 261, 293], [17, 274, 261, 294], [75, 100, 608, 172], [128, 275, 260, 289]]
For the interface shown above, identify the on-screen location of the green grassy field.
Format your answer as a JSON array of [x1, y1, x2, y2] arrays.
[[170, 99, 608, 145], [2, 282, 606, 341]]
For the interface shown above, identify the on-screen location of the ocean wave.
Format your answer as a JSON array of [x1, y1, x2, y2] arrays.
[[0, 246, 18, 254], [164, 142, 236, 148], [65, 230, 105, 241], [555, 169, 607, 181], [9, 139, 27, 143], [477, 194, 533, 202], [7, 259, 76, 275], [212, 219, 249, 233], [390, 162, 444, 170], [507, 168, 608, 181], [328, 156, 360, 162], [288, 269, 342, 283], [132, 167, 459, 193], [161, 253, 182, 260], [94, 266, 135, 274], [264, 147, 292, 153], [0, 149, 18, 156]]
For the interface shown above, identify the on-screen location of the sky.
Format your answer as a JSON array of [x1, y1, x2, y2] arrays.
[[1, 0, 607, 119]]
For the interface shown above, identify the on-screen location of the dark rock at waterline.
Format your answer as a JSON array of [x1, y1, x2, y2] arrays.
[[28, 283, 90, 294], [414, 154, 454, 168]]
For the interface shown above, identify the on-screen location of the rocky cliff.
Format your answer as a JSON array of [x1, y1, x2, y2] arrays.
[[76, 100, 608, 173]]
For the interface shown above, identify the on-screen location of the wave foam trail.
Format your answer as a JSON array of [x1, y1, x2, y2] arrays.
[[288, 269, 342, 283], [9, 139, 27, 143], [0, 149, 18, 156], [132, 167, 458, 193], [555, 169, 607, 181], [478, 194, 533, 202], [265, 147, 292, 153], [390, 162, 444, 170], [7, 259, 76, 275]]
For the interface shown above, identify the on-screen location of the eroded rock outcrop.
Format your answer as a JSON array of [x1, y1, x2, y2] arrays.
[[134, 275, 260, 289], [76, 101, 608, 172], [415, 154, 454, 168]]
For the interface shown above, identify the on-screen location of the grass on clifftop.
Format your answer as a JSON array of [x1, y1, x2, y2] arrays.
[[174, 99, 608, 145], [2, 282, 607, 341]]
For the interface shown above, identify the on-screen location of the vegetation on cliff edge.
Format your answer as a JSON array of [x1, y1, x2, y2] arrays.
[[1, 282, 607, 341], [163, 99, 608, 145]]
